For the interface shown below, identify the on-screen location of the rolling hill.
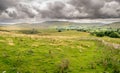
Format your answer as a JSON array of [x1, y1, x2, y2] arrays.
[[0, 21, 104, 30], [102, 22, 120, 29]]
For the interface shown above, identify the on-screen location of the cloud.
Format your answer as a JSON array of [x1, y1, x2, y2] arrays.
[[0, 0, 120, 21], [0, 0, 17, 13], [69, 0, 120, 18], [100, 1, 120, 18], [38, 1, 66, 18]]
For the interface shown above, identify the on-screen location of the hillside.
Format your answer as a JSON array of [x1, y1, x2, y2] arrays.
[[0, 21, 104, 30], [102, 22, 120, 29]]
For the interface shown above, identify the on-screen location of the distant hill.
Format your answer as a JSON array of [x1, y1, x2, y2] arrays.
[[0, 21, 105, 30], [102, 22, 120, 29], [15, 21, 103, 27]]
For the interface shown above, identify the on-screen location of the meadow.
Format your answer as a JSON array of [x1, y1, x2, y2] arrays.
[[0, 22, 120, 73]]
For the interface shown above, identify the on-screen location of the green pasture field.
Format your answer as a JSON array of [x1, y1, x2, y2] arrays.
[[0, 29, 119, 73]]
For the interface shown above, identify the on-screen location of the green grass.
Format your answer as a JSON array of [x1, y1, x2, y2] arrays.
[[0, 30, 120, 73]]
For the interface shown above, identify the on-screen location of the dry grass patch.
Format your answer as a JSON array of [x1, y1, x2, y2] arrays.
[[0, 40, 5, 43], [6, 38, 14, 46], [31, 42, 39, 47], [56, 48, 63, 52]]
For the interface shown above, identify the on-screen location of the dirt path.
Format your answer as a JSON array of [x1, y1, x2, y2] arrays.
[[99, 39, 120, 49], [79, 38, 120, 49]]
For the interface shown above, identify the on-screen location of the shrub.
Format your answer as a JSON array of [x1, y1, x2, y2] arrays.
[[56, 59, 70, 73], [96, 32, 105, 37], [92, 30, 120, 38], [109, 32, 120, 38], [77, 29, 87, 32], [104, 31, 112, 36], [19, 29, 39, 34], [58, 29, 62, 32], [90, 32, 96, 36], [90, 63, 96, 69]]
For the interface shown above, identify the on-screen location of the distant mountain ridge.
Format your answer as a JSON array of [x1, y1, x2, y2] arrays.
[[0, 21, 119, 30], [8, 21, 103, 28]]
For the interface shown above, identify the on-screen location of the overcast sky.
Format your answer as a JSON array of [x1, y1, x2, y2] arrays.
[[0, 0, 120, 23]]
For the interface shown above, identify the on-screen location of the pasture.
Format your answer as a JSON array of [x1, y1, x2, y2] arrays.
[[0, 29, 119, 73]]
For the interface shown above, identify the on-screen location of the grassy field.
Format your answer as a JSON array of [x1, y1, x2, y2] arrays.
[[0, 29, 120, 73], [0, 22, 120, 73]]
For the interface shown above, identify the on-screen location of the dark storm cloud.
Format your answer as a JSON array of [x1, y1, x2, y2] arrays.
[[39, 1, 66, 18], [0, 0, 120, 19], [69, 0, 120, 18], [116, 0, 120, 3], [0, 0, 17, 13], [17, 3, 38, 18]]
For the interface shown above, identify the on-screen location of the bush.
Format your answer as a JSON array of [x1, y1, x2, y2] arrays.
[[109, 32, 120, 38], [19, 29, 39, 34], [117, 29, 120, 34], [90, 32, 96, 36], [104, 31, 112, 36], [77, 29, 87, 32], [96, 32, 105, 37], [56, 59, 69, 73], [58, 29, 62, 32], [92, 30, 120, 38]]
